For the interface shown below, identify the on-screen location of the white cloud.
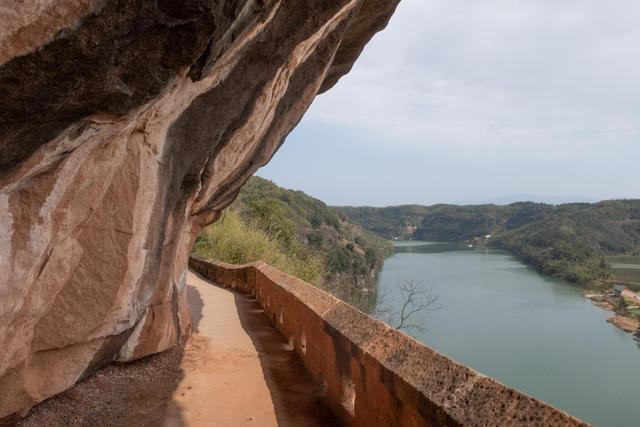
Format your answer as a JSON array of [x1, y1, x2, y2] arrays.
[[308, 0, 640, 148]]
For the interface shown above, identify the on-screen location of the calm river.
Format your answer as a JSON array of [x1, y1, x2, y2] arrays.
[[374, 241, 640, 427]]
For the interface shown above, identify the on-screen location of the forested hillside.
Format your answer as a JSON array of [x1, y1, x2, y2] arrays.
[[337, 200, 640, 285], [193, 177, 392, 304], [336, 205, 430, 239]]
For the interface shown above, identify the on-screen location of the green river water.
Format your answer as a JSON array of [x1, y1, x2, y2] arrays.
[[374, 241, 640, 427]]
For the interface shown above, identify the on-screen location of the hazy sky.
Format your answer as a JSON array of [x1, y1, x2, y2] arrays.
[[258, 0, 640, 206]]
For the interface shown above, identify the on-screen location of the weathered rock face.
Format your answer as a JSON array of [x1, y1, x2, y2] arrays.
[[0, 0, 398, 419]]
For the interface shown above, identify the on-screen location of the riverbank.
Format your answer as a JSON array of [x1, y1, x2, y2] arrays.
[[472, 242, 640, 334], [423, 242, 640, 335], [584, 291, 640, 334], [607, 316, 640, 333]]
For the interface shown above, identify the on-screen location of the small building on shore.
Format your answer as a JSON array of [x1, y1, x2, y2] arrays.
[[614, 284, 626, 297]]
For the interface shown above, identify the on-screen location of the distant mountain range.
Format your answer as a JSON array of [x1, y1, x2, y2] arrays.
[[454, 194, 601, 205], [336, 200, 640, 286]]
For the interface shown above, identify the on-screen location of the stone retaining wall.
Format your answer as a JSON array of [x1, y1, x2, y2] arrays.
[[189, 255, 587, 426]]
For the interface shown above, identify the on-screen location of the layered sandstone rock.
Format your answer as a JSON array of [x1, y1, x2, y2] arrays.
[[0, 0, 398, 419]]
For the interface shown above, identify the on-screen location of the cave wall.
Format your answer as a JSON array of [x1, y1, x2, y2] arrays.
[[0, 0, 399, 418]]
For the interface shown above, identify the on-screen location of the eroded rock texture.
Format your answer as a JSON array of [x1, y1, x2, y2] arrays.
[[0, 0, 398, 419]]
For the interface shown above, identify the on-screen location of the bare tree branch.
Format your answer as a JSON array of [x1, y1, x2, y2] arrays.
[[375, 278, 441, 333]]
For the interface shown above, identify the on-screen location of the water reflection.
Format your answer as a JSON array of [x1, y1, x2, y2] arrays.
[[393, 241, 472, 254]]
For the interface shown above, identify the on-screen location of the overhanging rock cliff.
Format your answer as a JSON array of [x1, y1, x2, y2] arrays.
[[0, 0, 399, 418]]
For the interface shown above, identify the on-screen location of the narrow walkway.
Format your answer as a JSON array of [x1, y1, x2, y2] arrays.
[[163, 271, 336, 427]]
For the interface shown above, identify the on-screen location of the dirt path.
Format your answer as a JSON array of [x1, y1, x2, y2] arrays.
[[17, 271, 335, 426], [163, 271, 336, 427]]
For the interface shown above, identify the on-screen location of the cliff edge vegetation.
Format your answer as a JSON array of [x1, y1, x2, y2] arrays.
[[193, 177, 392, 305]]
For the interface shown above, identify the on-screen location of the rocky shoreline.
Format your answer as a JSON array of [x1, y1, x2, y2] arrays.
[[584, 293, 640, 334], [606, 315, 640, 333]]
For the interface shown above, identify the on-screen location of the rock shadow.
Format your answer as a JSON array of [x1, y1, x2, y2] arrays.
[[233, 289, 337, 427], [186, 284, 204, 333], [14, 288, 199, 426], [16, 346, 187, 427]]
